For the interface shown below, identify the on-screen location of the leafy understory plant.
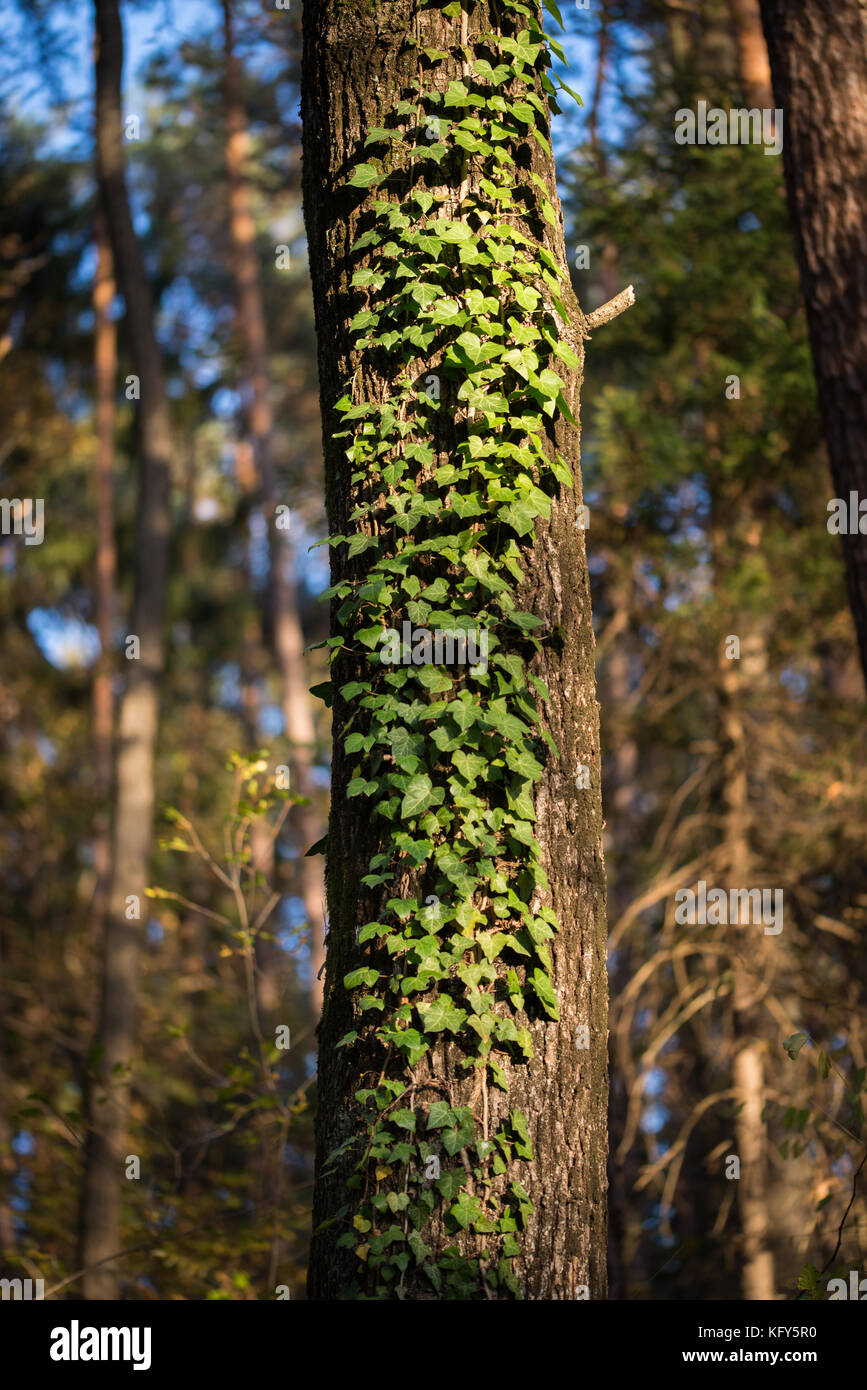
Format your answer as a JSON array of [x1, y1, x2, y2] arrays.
[[783, 1032, 867, 1300], [147, 752, 312, 1286]]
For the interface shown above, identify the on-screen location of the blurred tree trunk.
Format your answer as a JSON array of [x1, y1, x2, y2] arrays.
[[711, 473, 775, 1301], [222, 0, 326, 1015], [90, 207, 117, 956], [302, 0, 607, 1299], [664, 0, 690, 69], [604, 564, 642, 1300], [719, 649, 775, 1301], [234, 442, 285, 1017], [79, 0, 173, 1299], [727, 0, 773, 108], [759, 0, 867, 689], [0, 951, 14, 1257]]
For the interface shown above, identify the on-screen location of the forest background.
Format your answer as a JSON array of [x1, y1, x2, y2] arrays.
[[1, 0, 865, 1301]]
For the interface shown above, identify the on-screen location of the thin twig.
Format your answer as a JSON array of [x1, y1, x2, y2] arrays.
[[584, 284, 636, 330], [819, 1145, 867, 1276]]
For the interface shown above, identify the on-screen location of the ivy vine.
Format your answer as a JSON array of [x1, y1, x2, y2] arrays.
[[317, 0, 583, 1298]]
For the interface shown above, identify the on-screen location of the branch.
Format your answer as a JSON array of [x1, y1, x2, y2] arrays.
[[818, 1145, 867, 1277], [584, 284, 636, 331], [43, 1212, 249, 1298]]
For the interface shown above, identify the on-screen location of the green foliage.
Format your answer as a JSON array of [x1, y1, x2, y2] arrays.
[[561, 0, 867, 1301], [783, 1032, 810, 1062], [318, 2, 580, 1298]]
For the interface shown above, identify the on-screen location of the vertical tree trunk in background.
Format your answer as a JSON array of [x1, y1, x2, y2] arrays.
[[718, 651, 775, 1301], [223, 0, 326, 1015], [759, 0, 867, 688], [664, 3, 690, 70], [302, 0, 607, 1299], [79, 0, 173, 1299], [234, 443, 286, 1017], [0, 951, 14, 1258], [727, 0, 773, 108], [711, 478, 775, 1300], [587, 5, 619, 312], [587, 1, 611, 155], [604, 564, 641, 1300], [91, 207, 117, 953]]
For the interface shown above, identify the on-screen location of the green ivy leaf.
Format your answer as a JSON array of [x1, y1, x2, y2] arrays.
[[411, 282, 442, 308], [418, 996, 468, 1034], [450, 1192, 486, 1230], [408, 1229, 431, 1265], [347, 532, 378, 558], [783, 1032, 810, 1060], [347, 162, 380, 188], [529, 967, 558, 1020], [401, 773, 434, 819], [435, 1169, 464, 1202], [344, 967, 381, 989]]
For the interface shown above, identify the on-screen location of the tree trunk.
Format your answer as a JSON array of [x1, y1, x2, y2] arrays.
[[79, 0, 173, 1299], [234, 442, 287, 1018], [727, 0, 773, 108], [302, 0, 607, 1299], [711, 472, 775, 1300], [90, 207, 117, 955], [718, 649, 775, 1301], [603, 563, 642, 1301], [0, 941, 15, 1258], [223, 0, 327, 1015], [759, 0, 867, 688]]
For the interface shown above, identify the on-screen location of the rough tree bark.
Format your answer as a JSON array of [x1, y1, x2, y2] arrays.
[[302, 0, 609, 1299], [79, 0, 173, 1299], [759, 0, 867, 688]]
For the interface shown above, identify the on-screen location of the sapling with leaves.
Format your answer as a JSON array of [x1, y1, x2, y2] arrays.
[[781, 1031, 867, 1300], [147, 752, 312, 1287]]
